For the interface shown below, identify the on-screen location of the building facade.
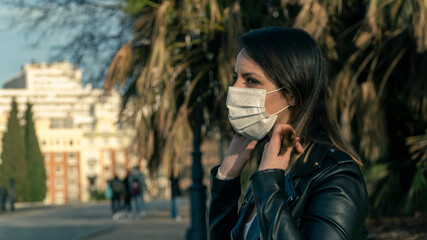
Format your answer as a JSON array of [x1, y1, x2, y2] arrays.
[[0, 62, 142, 204]]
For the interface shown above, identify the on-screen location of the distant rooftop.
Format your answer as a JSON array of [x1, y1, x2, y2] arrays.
[[2, 62, 82, 90], [2, 72, 25, 89]]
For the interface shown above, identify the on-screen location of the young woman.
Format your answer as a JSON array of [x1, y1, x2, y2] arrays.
[[208, 27, 368, 240]]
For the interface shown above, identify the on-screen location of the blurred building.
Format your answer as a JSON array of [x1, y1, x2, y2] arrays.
[[0, 62, 143, 204]]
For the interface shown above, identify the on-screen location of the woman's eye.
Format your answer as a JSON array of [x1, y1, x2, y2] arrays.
[[246, 78, 260, 85]]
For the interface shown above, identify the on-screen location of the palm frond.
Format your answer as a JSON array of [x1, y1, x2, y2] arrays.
[[407, 133, 427, 170], [137, 1, 174, 93], [104, 41, 133, 90], [358, 81, 388, 163], [293, 0, 328, 40], [413, 0, 427, 52], [331, 66, 359, 144]]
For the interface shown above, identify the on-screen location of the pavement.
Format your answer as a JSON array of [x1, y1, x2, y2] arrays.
[[0, 198, 192, 240], [84, 199, 191, 240]]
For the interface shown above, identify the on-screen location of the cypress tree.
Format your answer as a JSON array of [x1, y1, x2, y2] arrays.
[[0, 98, 28, 201], [24, 102, 47, 202]]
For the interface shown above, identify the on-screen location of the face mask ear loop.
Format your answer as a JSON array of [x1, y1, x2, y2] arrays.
[[266, 87, 285, 94], [274, 104, 290, 115], [266, 87, 289, 115]]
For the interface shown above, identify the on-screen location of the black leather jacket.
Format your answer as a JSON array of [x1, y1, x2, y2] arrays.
[[208, 143, 368, 240]]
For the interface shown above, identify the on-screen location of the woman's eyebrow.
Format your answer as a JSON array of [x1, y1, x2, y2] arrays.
[[241, 72, 261, 78]]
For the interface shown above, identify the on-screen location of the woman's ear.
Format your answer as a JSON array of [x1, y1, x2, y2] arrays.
[[287, 94, 297, 106], [290, 98, 296, 106]]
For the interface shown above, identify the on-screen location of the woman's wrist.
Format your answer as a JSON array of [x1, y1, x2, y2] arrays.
[[216, 166, 235, 180]]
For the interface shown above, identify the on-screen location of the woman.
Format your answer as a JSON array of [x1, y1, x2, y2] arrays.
[[208, 27, 368, 240]]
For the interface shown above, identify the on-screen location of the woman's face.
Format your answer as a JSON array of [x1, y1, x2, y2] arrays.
[[233, 49, 292, 125]]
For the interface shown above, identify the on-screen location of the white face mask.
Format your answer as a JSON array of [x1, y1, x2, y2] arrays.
[[226, 86, 290, 141]]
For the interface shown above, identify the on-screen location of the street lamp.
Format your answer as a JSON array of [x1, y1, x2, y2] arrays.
[[186, 105, 207, 240]]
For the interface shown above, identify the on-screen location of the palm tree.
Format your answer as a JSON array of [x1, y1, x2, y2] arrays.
[[104, 0, 243, 175], [6, 0, 425, 220], [341, 0, 427, 216], [105, 0, 427, 218], [104, 2, 243, 237], [287, 0, 427, 216]]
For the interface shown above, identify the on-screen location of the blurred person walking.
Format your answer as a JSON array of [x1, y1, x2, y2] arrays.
[[169, 167, 182, 221], [128, 166, 147, 217], [109, 175, 124, 220], [122, 171, 132, 218], [0, 187, 7, 212]]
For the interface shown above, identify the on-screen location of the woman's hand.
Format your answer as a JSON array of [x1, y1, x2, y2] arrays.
[[258, 124, 304, 171], [219, 134, 258, 178]]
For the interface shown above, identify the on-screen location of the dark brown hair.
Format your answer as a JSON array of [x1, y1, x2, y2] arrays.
[[238, 27, 362, 167]]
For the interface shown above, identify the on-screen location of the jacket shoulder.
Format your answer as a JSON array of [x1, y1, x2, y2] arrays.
[[326, 148, 355, 165]]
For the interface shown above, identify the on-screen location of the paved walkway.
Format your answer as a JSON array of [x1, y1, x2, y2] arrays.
[[84, 200, 190, 240], [0, 198, 191, 240]]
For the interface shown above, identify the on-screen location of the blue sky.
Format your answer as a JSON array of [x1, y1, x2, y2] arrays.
[[0, 7, 61, 85], [0, 4, 130, 88]]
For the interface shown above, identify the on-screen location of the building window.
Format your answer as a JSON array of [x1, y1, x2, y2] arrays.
[[68, 167, 77, 178], [50, 118, 73, 129], [55, 192, 64, 203], [116, 151, 125, 160], [54, 153, 62, 162], [68, 152, 77, 165], [117, 163, 125, 173], [50, 119, 59, 129], [55, 165, 63, 176], [69, 194, 78, 202], [68, 152, 76, 159], [55, 179, 63, 189], [89, 104, 95, 116], [104, 166, 111, 179], [64, 118, 73, 128], [103, 151, 111, 161], [69, 180, 77, 191]]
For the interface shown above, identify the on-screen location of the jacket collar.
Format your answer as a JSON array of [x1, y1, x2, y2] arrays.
[[290, 141, 331, 177]]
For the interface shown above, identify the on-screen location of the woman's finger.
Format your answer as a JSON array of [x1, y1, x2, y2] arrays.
[[295, 137, 304, 154], [281, 128, 296, 149], [271, 124, 304, 156]]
